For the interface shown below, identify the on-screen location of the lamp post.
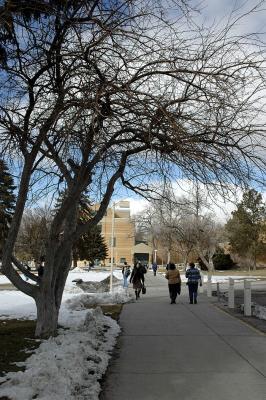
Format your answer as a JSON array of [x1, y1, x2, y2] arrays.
[[154, 249, 157, 263], [109, 199, 129, 291], [167, 249, 171, 265], [110, 202, 116, 292]]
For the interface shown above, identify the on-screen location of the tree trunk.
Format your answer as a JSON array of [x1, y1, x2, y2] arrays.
[[34, 241, 73, 337], [35, 291, 60, 338], [253, 256, 257, 271], [253, 245, 257, 271], [197, 249, 214, 272]]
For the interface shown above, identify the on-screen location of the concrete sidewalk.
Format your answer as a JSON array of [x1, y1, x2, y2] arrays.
[[100, 272, 266, 400]]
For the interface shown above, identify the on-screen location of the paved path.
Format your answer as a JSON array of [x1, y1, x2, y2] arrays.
[[100, 272, 266, 400]]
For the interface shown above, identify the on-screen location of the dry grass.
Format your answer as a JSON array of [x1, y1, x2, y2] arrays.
[[0, 284, 17, 291], [0, 305, 123, 378], [0, 319, 39, 377]]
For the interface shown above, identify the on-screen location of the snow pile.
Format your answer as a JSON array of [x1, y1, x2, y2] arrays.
[[253, 305, 266, 320], [0, 306, 120, 400], [0, 291, 36, 320], [66, 288, 134, 310], [0, 270, 129, 399], [70, 266, 89, 273], [74, 275, 122, 293], [0, 274, 13, 284], [64, 270, 122, 294]]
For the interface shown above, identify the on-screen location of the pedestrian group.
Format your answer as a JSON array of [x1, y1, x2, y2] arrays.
[[125, 261, 202, 304]]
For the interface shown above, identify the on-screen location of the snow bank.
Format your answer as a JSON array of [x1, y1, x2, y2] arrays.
[[66, 287, 134, 310], [253, 305, 266, 320], [0, 270, 129, 400], [64, 270, 122, 294], [0, 305, 120, 400], [0, 274, 14, 284], [0, 291, 36, 320]]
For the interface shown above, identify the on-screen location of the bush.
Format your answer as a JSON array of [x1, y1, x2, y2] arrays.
[[213, 253, 235, 270]]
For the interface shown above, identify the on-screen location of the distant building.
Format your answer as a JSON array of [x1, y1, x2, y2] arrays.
[[133, 242, 153, 265], [98, 201, 135, 266]]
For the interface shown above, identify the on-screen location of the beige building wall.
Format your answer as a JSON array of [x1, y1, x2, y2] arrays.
[[98, 201, 135, 266]]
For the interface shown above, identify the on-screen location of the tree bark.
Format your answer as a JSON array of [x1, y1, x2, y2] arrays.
[[35, 290, 60, 338], [34, 253, 71, 337], [197, 248, 215, 272]]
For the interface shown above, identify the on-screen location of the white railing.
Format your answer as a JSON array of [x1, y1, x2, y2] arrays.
[[209, 277, 266, 317]]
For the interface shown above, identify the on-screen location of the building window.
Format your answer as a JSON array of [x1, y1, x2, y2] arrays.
[[120, 257, 126, 263], [109, 237, 116, 247]]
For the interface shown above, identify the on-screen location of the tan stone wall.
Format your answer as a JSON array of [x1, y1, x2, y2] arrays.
[[99, 205, 135, 265]]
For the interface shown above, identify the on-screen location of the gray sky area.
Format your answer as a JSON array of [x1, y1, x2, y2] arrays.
[[198, 0, 266, 35]]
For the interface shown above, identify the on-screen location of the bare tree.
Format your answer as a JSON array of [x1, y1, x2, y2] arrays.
[[193, 215, 223, 271], [137, 186, 225, 269], [172, 215, 196, 265], [14, 207, 51, 262], [0, 1, 266, 337], [134, 206, 161, 252], [183, 185, 224, 271]]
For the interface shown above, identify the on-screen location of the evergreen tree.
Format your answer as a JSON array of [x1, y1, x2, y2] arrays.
[[198, 247, 235, 270], [225, 189, 266, 270], [212, 248, 235, 270], [0, 159, 16, 254], [73, 199, 108, 267]]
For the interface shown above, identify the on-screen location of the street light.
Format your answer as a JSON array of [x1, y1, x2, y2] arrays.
[[110, 200, 123, 291], [110, 202, 116, 292], [109, 199, 129, 292], [154, 249, 157, 263]]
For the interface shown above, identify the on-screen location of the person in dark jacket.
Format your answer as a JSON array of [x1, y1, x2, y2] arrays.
[[185, 262, 202, 304], [152, 262, 158, 276], [37, 263, 44, 277], [130, 262, 145, 300], [165, 263, 181, 304]]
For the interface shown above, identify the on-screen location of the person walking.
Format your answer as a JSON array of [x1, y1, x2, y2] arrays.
[[122, 262, 131, 288], [130, 262, 145, 300], [165, 263, 181, 304], [37, 263, 44, 278], [152, 262, 158, 276], [185, 262, 202, 304]]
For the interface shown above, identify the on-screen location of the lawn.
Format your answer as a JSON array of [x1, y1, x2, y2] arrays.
[[0, 304, 123, 379]]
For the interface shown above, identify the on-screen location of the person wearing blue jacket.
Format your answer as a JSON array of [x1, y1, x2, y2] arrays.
[[185, 262, 202, 304]]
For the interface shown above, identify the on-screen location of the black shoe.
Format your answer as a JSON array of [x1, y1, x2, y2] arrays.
[[189, 301, 193, 304], [170, 300, 174, 304], [194, 299, 197, 304]]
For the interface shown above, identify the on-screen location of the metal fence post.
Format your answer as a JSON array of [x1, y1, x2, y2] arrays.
[[217, 282, 220, 302], [199, 272, 204, 293], [207, 274, 212, 297], [244, 280, 252, 316], [228, 278, 234, 309]]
